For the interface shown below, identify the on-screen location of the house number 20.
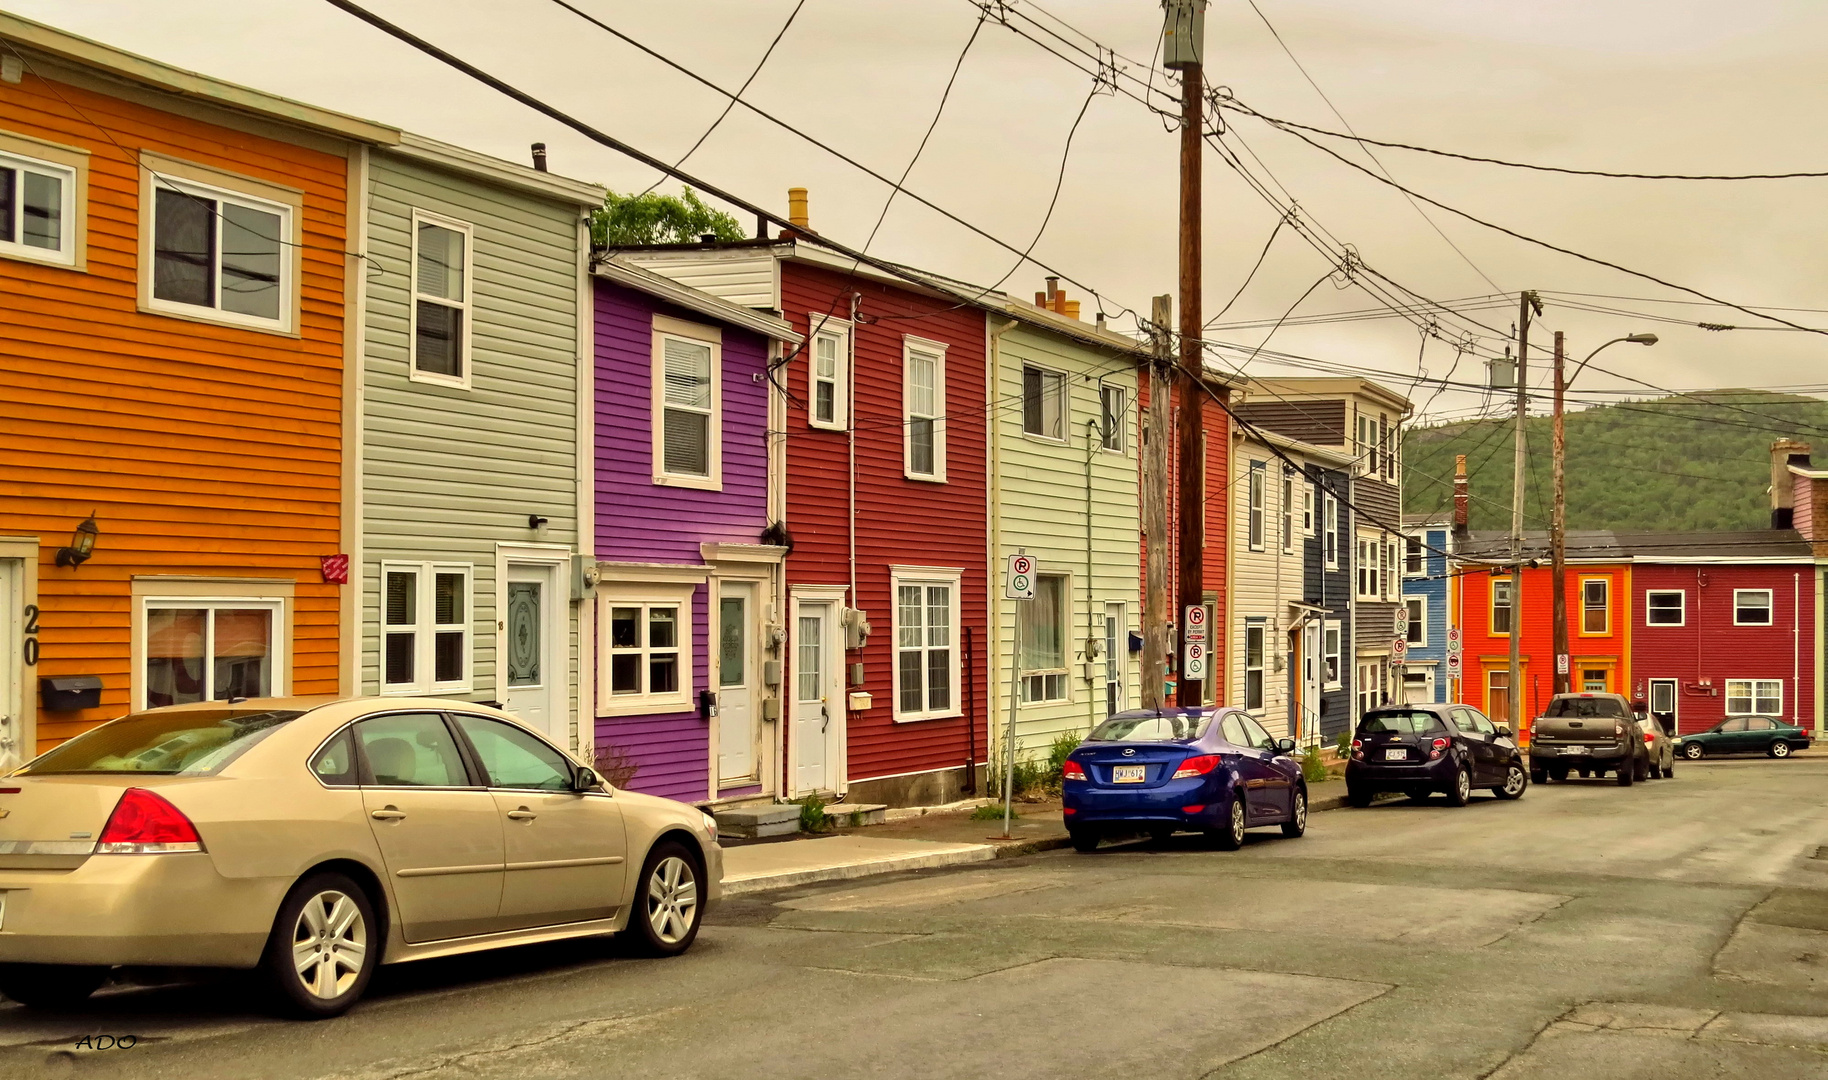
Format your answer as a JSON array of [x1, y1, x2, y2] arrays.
[[22, 603, 39, 666]]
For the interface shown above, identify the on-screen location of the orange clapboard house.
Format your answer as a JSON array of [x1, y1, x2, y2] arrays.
[[0, 13, 398, 761]]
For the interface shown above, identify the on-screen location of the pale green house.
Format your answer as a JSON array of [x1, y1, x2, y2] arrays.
[[989, 288, 1150, 767], [342, 134, 604, 750]]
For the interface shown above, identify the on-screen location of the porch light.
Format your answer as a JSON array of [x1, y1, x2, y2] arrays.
[[56, 512, 99, 568]]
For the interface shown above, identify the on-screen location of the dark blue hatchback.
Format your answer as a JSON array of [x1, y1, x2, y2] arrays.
[[1061, 707, 1307, 852]]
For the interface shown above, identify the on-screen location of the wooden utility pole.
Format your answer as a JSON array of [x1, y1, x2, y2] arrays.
[[1508, 291, 1541, 727], [1142, 296, 1174, 710], [1164, 0, 1206, 708], [1549, 331, 1570, 696]]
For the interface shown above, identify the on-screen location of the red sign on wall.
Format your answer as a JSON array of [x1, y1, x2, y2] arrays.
[[320, 554, 350, 585]]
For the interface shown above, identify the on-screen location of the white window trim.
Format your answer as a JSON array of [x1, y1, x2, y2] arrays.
[[1733, 588, 1774, 627], [1281, 472, 1296, 554], [1323, 493, 1339, 568], [890, 566, 964, 722], [650, 314, 724, 491], [1403, 533, 1426, 577], [139, 155, 301, 335], [1385, 537, 1400, 601], [136, 594, 289, 711], [596, 580, 696, 717], [1302, 484, 1315, 536], [379, 561, 474, 695], [808, 314, 851, 431], [1242, 620, 1266, 713], [1645, 589, 1686, 627], [1356, 534, 1385, 602], [1491, 577, 1514, 637], [408, 208, 476, 390], [1247, 462, 1266, 552], [1099, 383, 1128, 454], [1020, 363, 1069, 444], [1406, 596, 1428, 647], [1724, 678, 1782, 717], [1018, 571, 1073, 706], [0, 140, 81, 268], [1322, 619, 1342, 690], [903, 335, 947, 481]]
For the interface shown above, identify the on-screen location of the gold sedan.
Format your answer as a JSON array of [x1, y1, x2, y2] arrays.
[[0, 697, 722, 1017]]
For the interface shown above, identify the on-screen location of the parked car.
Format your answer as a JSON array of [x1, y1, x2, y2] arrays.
[[1675, 716, 1814, 759], [0, 697, 721, 1018], [1061, 708, 1306, 852], [1345, 704, 1528, 807], [1527, 693, 1651, 786], [1638, 712, 1676, 778]]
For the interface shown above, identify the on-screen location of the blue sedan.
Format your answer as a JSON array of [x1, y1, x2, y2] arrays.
[[1061, 707, 1307, 852]]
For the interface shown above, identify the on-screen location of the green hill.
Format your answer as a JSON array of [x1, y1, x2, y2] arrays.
[[1403, 390, 1828, 532]]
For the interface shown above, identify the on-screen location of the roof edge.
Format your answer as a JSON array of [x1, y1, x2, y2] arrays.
[[391, 133, 604, 205], [593, 256, 801, 344]]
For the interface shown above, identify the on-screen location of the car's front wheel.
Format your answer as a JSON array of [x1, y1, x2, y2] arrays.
[[0, 963, 108, 1010], [625, 841, 704, 957], [1684, 742, 1705, 760], [1211, 795, 1247, 850], [1281, 788, 1308, 838], [1663, 752, 1675, 778], [1494, 763, 1528, 800], [261, 871, 377, 1019], [1770, 741, 1793, 759]]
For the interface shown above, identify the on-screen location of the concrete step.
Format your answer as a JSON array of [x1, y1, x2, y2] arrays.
[[714, 804, 804, 838], [821, 803, 887, 828]]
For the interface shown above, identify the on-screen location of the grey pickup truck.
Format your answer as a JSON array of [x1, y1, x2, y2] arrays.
[[1528, 692, 1652, 786]]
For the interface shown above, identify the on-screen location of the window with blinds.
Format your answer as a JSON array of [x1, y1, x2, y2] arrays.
[[651, 321, 722, 487], [906, 344, 943, 478], [382, 562, 472, 693], [412, 215, 470, 382]]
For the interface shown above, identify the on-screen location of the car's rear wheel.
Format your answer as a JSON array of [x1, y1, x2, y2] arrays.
[[1281, 788, 1308, 838], [1211, 795, 1247, 851], [0, 963, 108, 1010], [1549, 764, 1570, 782], [1069, 827, 1100, 853], [1346, 782, 1373, 808], [624, 841, 703, 957], [1684, 742, 1705, 760], [1444, 765, 1472, 807], [1494, 763, 1528, 800], [1648, 757, 1662, 779], [1405, 790, 1433, 803], [1770, 741, 1792, 759], [260, 872, 376, 1019], [1616, 761, 1634, 787], [1529, 766, 1547, 785], [1663, 753, 1675, 778]]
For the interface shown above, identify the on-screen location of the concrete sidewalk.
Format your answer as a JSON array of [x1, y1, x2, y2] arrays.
[[720, 775, 1379, 895]]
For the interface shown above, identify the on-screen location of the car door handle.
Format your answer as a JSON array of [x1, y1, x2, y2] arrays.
[[506, 809, 538, 821], [370, 808, 407, 821]]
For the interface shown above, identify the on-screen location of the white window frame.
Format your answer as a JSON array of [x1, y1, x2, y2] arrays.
[[1384, 537, 1399, 600], [1405, 596, 1427, 646], [1645, 589, 1685, 627], [1323, 492, 1339, 568], [1021, 363, 1068, 443], [596, 581, 696, 717], [1302, 483, 1315, 535], [1099, 383, 1127, 453], [1725, 678, 1782, 717], [1733, 589, 1774, 627], [890, 566, 964, 722], [808, 314, 850, 431], [137, 595, 288, 711], [1322, 620, 1342, 689], [650, 315, 724, 490], [408, 208, 475, 389], [903, 335, 947, 481], [141, 160, 299, 334], [1355, 414, 1378, 477], [1243, 621, 1266, 713], [1281, 472, 1295, 554], [1356, 535, 1381, 601], [0, 140, 81, 268], [1404, 533, 1425, 577], [380, 561, 473, 695], [1247, 462, 1266, 552], [1018, 571, 1072, 705]]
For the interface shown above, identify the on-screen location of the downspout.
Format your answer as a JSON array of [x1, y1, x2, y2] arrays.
[[339, 144, 370, 700], [848, 292, 860, 607], [987, 318, 1018, 781], [1086, 414, 1099, 734], [1795, 571, 1802, 726], [574, 209, 596, 756]]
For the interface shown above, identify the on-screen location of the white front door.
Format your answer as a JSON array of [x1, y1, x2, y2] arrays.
[[1102, 602, 1125, 717], [716, 581, 758, 785], [504, 562, 560, 742], [1301, 623, 1321, 741], [0, 562, 21, 771], [792, 600, 837, 795]]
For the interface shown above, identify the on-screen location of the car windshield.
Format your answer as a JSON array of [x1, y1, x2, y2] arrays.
[[1086, 713, 1213, 743], [1543, 697, 1627, 719], [19, 708, 304, 776], [1359, 710, 1443, 735]]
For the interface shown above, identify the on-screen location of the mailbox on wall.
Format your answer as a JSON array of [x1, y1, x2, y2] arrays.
[[41, 675, 102, 712]]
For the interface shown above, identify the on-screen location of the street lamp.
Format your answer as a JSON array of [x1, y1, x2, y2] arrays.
[[1551, 332, 1657, 694]]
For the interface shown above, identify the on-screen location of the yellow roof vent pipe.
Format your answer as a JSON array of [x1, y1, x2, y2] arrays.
[[787, 187, 810, 230]]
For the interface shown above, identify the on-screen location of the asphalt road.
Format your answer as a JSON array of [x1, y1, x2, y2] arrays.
[[6, 755, 1828, 1079]]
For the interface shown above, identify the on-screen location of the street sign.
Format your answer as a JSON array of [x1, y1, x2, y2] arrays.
[[1184, 642, 1208, 680], [1445, 651, 1462, 675], [1182, 604, 1208, 680], [1004, 554, 1036, 600], [1556, 653, 1570, 675], [1446, 627, 1463, 655], [1392, 637, 1408, 660]]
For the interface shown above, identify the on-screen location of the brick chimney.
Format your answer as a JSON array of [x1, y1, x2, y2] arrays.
[[1770, 438, 1810, 529], [1452, 453, 1470, 541]]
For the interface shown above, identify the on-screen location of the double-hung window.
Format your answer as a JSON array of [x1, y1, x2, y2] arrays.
[[1099, 384, 1127, 452], [1302, 484, 1314, 535], [411, 211, 472, 383], [1404, 535, 1425, 576], [0, 142, 79, 266], [1019, 573, 1070, 703], [1646, 590, 1685, 626], [1357, 537, 1381, 600], [1580, 577, 1610, 634], [1384, 538, 1399, 600], [1405, 597, 1426, 645], [1725, 678, 1782, 716], [904, 337, 946, 480], [148, 171, 292, 330], [651, 317, 723, 488], [1491, 577, 1514, 635], [1281, 474, 1295, 553], [1356, 415, 1378, 476], [1734, 589, 1773, 626], [1323, 493, 1339, 568], [1247, 463, 1266, 551], [599, 586, 693, 714], [892, 568, 962, 721], [1243, 622, 1265, 711], [809, 316, 850, 430], [382, 563, 471, 693], [1022, 365, 1066, 441], [142, 596, 285, 709], [1322, 621, 1342, 688]]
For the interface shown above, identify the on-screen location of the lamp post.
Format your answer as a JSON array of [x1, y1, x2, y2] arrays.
[[1551, 333, 1657, 694]]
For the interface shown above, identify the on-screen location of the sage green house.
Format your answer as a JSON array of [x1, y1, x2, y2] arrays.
[[989, 288, 1149, 767], [342, 133, 604, 751]]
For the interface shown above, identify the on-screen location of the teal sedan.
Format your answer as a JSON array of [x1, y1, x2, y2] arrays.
[[1676, 716, 1813, 759]]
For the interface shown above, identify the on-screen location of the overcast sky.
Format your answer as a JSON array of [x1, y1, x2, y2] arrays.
[[15, 0, 1828, 425]]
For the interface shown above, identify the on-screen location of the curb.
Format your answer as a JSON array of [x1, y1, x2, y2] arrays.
[[722, 844, 999, 896]]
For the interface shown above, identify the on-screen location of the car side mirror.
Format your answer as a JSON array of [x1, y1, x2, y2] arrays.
[[1633, 711, 1647, 722], [572, 766, 602, 793], [1274, 737, 1297, 756], [1495, 725, 1513, 739]]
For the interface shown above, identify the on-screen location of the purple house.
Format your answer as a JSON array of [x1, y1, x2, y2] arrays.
[[589, 257, 800, 804]]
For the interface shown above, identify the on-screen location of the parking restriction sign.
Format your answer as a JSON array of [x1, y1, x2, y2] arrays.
[[1005, 554, 1037, 600], [1182, 605, 1209, 680]]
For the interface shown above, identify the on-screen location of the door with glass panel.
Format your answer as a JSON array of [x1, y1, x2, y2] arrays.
[[717, 581, 758, 786], [504, 562, 559, 742], [791, 601, 836, 795], [1647, 678, 1678, 735], [1103, 602, 1126, 717]]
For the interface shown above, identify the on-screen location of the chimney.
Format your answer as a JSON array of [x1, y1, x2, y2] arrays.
[[787, 187, 809, 229], [1771, 438, 1810, 529], [1452, 453, 1470, 541], [530, 143, 547, 172], [1063, 300, 1081, 320]]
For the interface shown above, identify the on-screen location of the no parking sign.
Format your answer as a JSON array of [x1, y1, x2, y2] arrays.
[[1005, 554, 1036, 600]]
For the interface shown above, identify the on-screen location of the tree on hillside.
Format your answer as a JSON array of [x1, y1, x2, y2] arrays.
[[591, 187, 747, 247]]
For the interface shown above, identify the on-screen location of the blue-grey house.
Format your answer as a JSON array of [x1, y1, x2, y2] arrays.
[[1400, 512, 1454, 703]]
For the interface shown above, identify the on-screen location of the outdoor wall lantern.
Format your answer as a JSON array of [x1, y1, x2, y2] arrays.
[[55, 513, 100, 568]]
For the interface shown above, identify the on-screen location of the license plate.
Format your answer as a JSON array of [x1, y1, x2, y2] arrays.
[[1561, 746, 1591, 755], [1112, 764, 1146, 784], [1383, 749, 1407, 761]]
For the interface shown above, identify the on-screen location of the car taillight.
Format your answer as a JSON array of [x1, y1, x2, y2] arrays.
[[1643, 732, 1656, 744], [1173, 754, 1220, 779], [1429, 736, 1449, 760], [96, 788, 204, 854], [1350, 739, 1363, 761], [1063, 759, 1087, 781], [1614, 723, 1626, 736]]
